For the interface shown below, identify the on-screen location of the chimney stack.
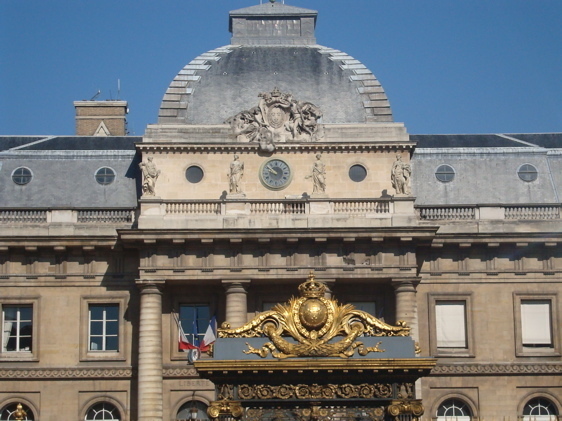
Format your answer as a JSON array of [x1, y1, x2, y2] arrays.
[[73, 100, 128, 136]]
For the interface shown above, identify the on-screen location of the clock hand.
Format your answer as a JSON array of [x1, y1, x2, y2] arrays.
[[267, 166, 278, 175]]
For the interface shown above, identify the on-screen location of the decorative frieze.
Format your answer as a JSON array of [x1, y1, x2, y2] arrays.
[[432, 363, 562, 375], [236, 383, 397, 400], [0, 367, 132, 379]]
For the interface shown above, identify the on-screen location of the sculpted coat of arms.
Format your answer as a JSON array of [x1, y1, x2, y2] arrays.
[[226, 88, 324, 152]]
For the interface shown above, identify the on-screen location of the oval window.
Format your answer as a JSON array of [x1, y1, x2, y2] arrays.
[[517, 164, 538, 182], [186, 166, 204, 183], [349, 164, 367, 182], [12, 167, 33, 185], [95, 167, 116, 185], [435, 164, 455, 183]]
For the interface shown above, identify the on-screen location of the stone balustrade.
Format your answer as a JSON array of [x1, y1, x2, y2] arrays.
[[158, 198, 393, 217], [417, 204, 561, 221], [0, 209, 135, 224]]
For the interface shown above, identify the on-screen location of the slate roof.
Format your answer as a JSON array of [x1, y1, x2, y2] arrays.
[[411, 133, 562, 149], [159, 46, 392, 125], [0, 136, 140, 151], [411, 134, 527, 148], [0, 136, 141, 208], [229, 3, 317, 17]]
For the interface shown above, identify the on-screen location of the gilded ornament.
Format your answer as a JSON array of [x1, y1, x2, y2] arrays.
[[219, 272, 409, 359]]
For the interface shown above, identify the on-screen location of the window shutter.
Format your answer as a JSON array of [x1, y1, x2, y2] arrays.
[[436, 301, 467, 348], [521, 300, 552, 345]]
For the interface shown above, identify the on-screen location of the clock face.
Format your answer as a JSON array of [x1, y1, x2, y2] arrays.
[[260, 159, 292, 190]]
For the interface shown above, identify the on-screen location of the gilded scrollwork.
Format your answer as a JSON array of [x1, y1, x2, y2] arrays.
[[236, 383, 393, 400], [219, 272, 409, 359], [387, 399, 425, 421]]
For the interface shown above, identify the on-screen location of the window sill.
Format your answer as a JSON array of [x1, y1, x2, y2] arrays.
[[516, 348, 560, 357], [0, 352, 38, 362], [80, 352, 126, 362], [434, 349, 475, 358]]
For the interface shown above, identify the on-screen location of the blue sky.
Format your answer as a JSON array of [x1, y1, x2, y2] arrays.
[[1, 0, 561, 136]]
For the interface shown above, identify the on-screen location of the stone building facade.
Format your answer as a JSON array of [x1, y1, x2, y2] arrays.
[[0, 3, 560, 421]]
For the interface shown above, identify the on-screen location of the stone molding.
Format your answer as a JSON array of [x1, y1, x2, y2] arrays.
[[0, 367, 132, 379], [432, 363, 562, 375], [0, 366, 209, 380], [163, 367, 198, 378], [136, 142, 415, 154]]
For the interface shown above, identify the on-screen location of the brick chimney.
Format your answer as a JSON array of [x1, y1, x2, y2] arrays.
[[73, 100, 128, 136]]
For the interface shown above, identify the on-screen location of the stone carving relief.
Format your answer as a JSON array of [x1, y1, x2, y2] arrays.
[[139, 156, 161, 196], [226, 87, 324, 152], [391, 154, 411, 196]]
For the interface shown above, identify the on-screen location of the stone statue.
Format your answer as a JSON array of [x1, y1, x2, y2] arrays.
[[391, 154, 411, 196], [229, 155, 244, 194], [306, 154, 326, 195], [139, 156, 161, 196], [226, 87, 324, 152]]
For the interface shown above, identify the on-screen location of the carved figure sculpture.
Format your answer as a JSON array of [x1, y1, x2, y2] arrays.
[[229, 155, 244, 194], [306, 154, 326, 194], [226, 88, 323, 152], [139, 156, 161, 196], [391, 154, 411, 196]]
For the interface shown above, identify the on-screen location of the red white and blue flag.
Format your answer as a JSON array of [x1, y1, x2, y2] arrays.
[[175, 311, 216, 352], [200, 316, 217, 352]]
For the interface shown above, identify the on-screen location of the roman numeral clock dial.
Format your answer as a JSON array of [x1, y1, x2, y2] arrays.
[[259, 158, 292, 190]]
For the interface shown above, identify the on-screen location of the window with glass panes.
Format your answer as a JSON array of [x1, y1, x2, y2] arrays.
[[89, 304, 119, 351], [2, 305, 33, 352], [179, 304, 210, 348]]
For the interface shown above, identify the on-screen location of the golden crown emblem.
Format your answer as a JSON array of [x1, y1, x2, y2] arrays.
[[298, 272, 327, 298]]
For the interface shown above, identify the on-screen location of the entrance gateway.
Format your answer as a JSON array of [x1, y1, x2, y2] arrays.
[[195, 273, 436, 421]]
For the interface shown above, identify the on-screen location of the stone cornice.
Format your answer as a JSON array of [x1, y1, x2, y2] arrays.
[[136, 142, 415, 154], [0, 367, 133, 379], [431, 363, 562, 376]]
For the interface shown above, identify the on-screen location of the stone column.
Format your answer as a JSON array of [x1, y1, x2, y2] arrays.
[[222, 280, 250, 328], [137, 282, 164, 421], [392, 279, 419, 341]]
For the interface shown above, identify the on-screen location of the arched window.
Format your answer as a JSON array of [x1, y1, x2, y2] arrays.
[[436, 398, 472, 420], [0, 403, 35, 420], [85, 402, 121, 420], [522, 397, 559, 421], [176, 401, 209, 421]]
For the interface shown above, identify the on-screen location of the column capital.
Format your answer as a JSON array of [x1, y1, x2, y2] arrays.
[[222, 279, 251, 289], [391, 277, 420, 291], [136, 279, 165, 293]]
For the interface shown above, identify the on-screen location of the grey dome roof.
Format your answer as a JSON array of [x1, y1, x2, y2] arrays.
[[158, 3, 393, 125]]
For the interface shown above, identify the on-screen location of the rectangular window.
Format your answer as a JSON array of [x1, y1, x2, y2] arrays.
[[429, 294, 473, 357], [514, 294, 559, 357], [179, 304, 210, 348], [2, 305, 33, 352], [521, 300, 552, 347], [435, 301, 467, 349], [88, 304, 119, 351]]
